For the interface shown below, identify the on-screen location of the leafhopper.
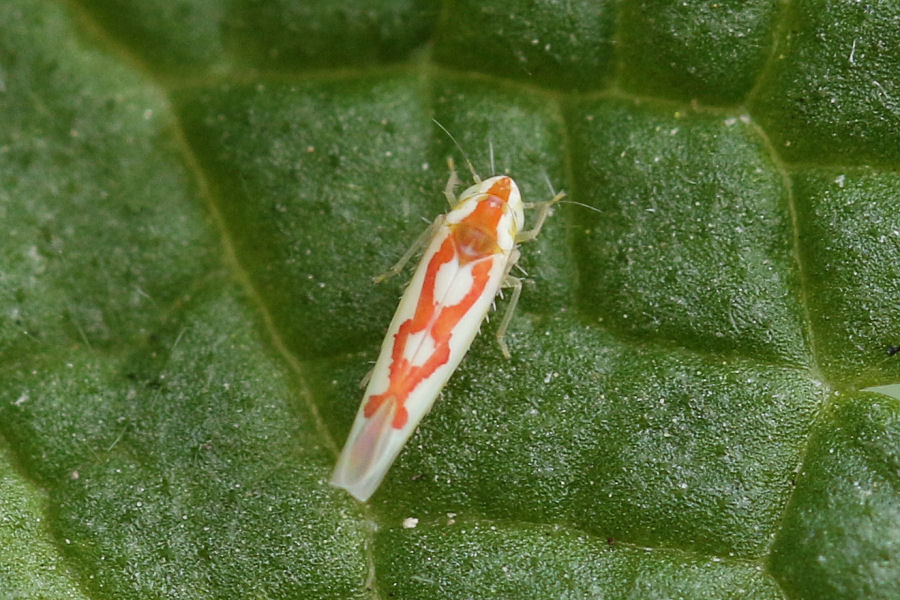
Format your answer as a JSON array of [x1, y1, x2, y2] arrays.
[[331, 156, 563, 502]]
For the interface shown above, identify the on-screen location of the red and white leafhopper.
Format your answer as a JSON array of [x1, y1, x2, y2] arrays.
[[331, 156, 563, 502]]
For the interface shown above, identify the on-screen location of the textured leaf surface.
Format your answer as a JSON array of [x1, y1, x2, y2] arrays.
[[1, 1, 898, 599]]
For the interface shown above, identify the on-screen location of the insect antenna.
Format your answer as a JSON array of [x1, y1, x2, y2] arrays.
[[432, 118, 480, 183], [534, 170, 602, 214], [556, 199, 604, 214]]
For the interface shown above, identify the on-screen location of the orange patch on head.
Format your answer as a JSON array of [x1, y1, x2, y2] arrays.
[[487, 177, 511, 201]]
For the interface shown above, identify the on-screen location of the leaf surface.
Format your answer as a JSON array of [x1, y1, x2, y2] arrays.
[[1, 1, 898, 598]]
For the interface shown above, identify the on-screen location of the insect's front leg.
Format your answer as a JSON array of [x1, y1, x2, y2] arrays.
[[373, 214, 445, 284], [444, 157, 462, 206], [517, 190, 566, 243]]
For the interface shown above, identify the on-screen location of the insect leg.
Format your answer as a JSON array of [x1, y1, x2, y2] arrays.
[[488, 138, 495, 175], [373, 214, 445, 284], [444, 157, 462, 206], [496, 277, 523, 360], [495, 248, 522, 359], [516, 191, 566, 243], [358, 365, 374, 389]]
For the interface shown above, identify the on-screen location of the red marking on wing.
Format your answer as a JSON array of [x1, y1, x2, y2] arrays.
[[363, 184, 511, 429]]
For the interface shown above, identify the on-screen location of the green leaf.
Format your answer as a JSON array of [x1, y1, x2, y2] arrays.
[[769, 392, 900, 600], [1, 1, 898, 599], [0, 437, 91, 599]]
